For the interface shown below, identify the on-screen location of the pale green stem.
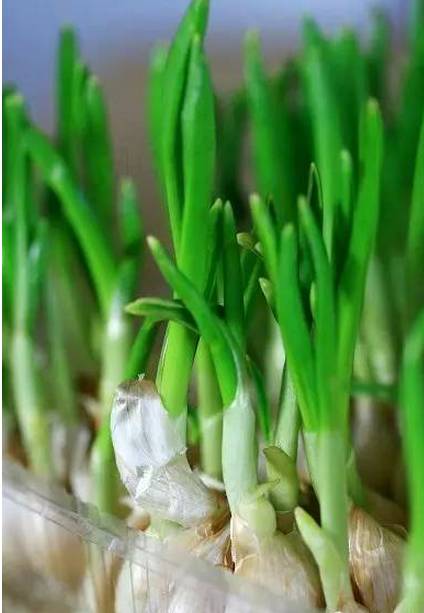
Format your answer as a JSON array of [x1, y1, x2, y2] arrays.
[[46, 268, 78, 426], [99, 304, 131, 420], [11, 330, 52, 477], [92, 297, 131, 513], [156, 322, 197, 420], [317, 430, 350, 567], [196, 339, 223, 480], [361, 256, 397, 384], [274, 365, 300, 459]]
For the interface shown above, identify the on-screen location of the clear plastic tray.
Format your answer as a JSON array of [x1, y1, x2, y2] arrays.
[[3, 459, 315, 612]]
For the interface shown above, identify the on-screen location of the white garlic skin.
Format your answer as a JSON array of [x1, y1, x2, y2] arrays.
[[349, 506, 404, 613], [111, 379, 217, 527], [230, 514, 323, 609], [3, 496, 86, 591]]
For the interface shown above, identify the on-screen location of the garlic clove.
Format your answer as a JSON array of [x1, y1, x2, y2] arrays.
[[352, 398, 399, 496], [115, 510, 231, 613], [3, 496, 86, 591], [348, 506, 404, 613], [169, 586, 226, 613], [114, 560, 148, 613], [111, 379, 217, 527], [336, 602, 368, 612], [366, 488, 406, 527], [166, 507, 231, 567], [230, 514, 323, 608], [79, 544, 122, 613], [167, 513, 232, 613]]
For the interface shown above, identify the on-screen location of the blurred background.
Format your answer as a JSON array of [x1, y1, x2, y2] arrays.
[[4, 0, 409, 259]]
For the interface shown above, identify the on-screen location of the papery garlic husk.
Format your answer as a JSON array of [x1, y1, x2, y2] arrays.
[[229, 514, 323, 608], [115, 509, 231, 613], [336, 601, 369, 612], [166, 510, 232, 613], [352, 397, 399, 496], [366, 488, 406, 527], [392, 451, 407, 509], [165, 506, 231, 566], [169, 587, 227, 613], [68, 424, 93, 502], [3, 495, 86, 601], [122, 495, 151, 531], [111, 379, 217, 527], [114, 557, 151, 613], [78, 543, 123, 613], [348, 506, 404, 613]]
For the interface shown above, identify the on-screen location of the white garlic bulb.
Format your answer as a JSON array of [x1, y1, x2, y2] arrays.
[[4, 495, 86, 588], [349, 506, 404, 613], [230, 514, 323, 609], [111, 379, 217, 527]]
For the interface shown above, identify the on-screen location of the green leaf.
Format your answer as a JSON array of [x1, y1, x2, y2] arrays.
[[27, 219, 50, 332], [406, 113, 424, 326], [250, 193, 278, 285], [57, 26, 79, 167], [339, 150, 353, 232], [148, 236, 237, 406], [258, 277, 276, 319], [5, 93, 29, 331], [243, 257, 262, 323], [25, 126, 117, 315], [351, 379, 397, 404], [71, 60, 88, 145], [2, 210, 14, 327], [223, 202, 245, 348], [330, 28, 366, 155], [299, 198, 338, 427], [401, 310, 424, 544], [244, 31, 293, 225], [274, 365, 300, 459], [126, 297, 197, 333], [83, 74, 114, 232], [147, 42, 168, 189], [124, 318, 158, 379], [178, 34, 215, 290], [337, 100, 383, 386], [161, 0, 210, 250], [119, 178, 143, 260], [306, 162, 324, 215], [204, 199, 223, 299], [295, 506, 352, 611], [277, 225, 318, 430], [248, 358, 272, 443], [302, 24, 343, 256], [46, 243, 79, 426]]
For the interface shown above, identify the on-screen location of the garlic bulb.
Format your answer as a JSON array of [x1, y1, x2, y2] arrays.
[[68, 425, 92, 502], [229, 514, 323, 608], [166, 507, 231, 566], [169, 587, 227, 613], [352, 397, 399, 496], [111, 379, 217, 527], [3, 496, 86, 590], [336, 602, 368, 612], [115, 509, 231, 613], [166, 511, 231, 613], [114, 560, 145, 612], [78, 544, 122, 613], [366, 488, 406, 527], [348, 506, 404, 613]]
